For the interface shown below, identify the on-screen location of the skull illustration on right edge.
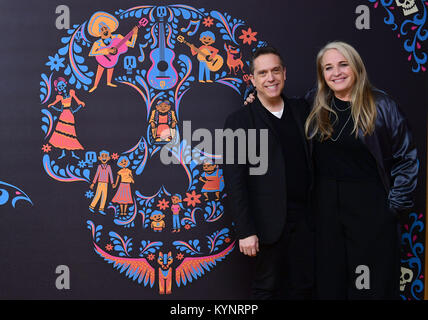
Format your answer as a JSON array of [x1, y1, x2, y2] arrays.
[[395, 0, 419, 16]]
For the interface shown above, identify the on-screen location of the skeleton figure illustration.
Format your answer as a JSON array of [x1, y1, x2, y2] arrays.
[[47, 77, 85, 160]]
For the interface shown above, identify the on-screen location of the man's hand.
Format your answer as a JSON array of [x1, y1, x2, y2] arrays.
[[239, 235, 259, 257]]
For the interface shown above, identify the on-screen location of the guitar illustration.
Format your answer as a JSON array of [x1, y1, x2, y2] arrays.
[[95, 18, 148, 69], [177, 35, 224, 72], [147, 7, 178, 90]]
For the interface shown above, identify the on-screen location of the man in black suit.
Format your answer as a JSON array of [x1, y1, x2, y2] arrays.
[[223, 47, 314, 299]]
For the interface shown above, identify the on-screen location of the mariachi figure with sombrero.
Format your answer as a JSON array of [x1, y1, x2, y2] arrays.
[[87, 11, 139, 93]]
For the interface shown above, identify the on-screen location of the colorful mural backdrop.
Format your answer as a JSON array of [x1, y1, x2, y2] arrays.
[[38, 4, 267, 295], [0, 0, 426, 299]]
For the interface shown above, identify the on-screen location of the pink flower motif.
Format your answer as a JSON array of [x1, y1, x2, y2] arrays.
[[157, 198, 170, 210], [42, 144, 52, 153], [203, 17, 214, 28], [183, 191, 201, 207], [239, 27, 257, 45]]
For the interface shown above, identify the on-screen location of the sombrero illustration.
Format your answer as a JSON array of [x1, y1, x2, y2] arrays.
[[87, 11, 119, 37]]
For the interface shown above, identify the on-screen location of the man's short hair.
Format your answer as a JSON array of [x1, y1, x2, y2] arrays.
[[249, 46, 285, 74]]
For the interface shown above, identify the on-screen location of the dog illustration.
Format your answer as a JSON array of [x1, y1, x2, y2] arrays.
[[224, 44, 244, 75]]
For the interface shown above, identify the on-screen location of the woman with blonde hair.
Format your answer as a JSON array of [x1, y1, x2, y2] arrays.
[[305, 41, 418, 299]]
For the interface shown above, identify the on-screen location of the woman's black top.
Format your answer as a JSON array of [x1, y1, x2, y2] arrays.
[[314, 96, 380, 181]]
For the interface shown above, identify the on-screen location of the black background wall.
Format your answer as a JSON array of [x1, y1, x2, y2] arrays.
[[0, 0, 426, 300]]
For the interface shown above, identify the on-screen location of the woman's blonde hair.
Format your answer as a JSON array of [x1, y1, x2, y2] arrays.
[[305, 41, 377, 141]]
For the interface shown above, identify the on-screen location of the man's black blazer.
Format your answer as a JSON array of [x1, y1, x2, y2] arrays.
[[223, 95, 312, 245]]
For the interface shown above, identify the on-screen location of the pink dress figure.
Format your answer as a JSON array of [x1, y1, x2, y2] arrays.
[[112, 156, 134, 215], [48, 78, 85, 159]]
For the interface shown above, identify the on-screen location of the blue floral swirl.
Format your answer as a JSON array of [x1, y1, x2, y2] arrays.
[[0, 188, 9, 206], [401, 2, 428, 72], [0, 181, 33, 208], [368, 0, 428, 72], [401, 213, 424, 300], [369, 0, 398, 29]]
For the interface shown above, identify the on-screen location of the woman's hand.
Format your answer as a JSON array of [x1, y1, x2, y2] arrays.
[[244, 92, 256, 106]]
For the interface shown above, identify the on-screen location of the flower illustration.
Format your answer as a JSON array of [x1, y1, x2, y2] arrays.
[[85, 190, 94, 199], [105, 244, 113, 251], [184, 224, 191, 230], [157, 198, 170, 210], [224, 237, 231, 243], [46, 53, 66, 72], [41, 144, 52, 153], [239, 27, 258, 45], [183, 190, 202, 207], [147, 253, 155, 261], [176, 253, 184, 260], [203, 17, 214, 28], [111, 153, 119, 160], [78, 160, 86, 168]]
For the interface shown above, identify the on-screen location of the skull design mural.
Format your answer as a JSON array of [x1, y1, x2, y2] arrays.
[[39, 4, 265, 295]]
